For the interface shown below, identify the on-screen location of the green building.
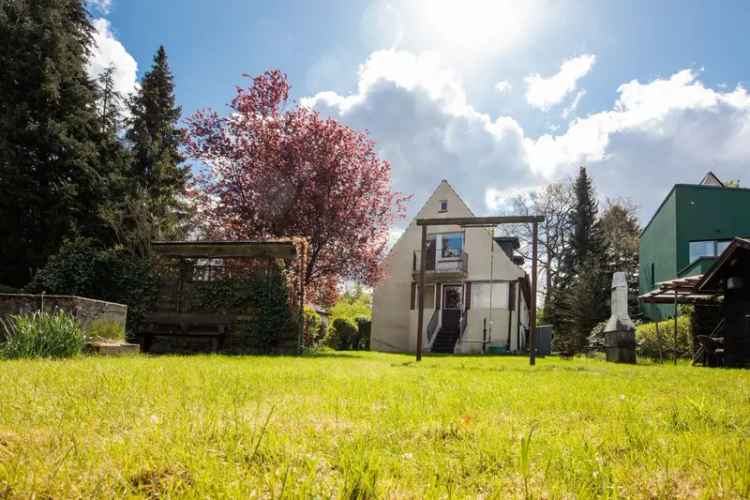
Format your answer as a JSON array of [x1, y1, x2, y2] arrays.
[[639, 173, 750, 320]]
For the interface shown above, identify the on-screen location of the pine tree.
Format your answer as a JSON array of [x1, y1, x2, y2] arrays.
[[126, 46, 188, 221], [552, 167, 610, 353], [570, 167, 607, 270], [0, 0, 122, 287], [96, 64, 122, 135]]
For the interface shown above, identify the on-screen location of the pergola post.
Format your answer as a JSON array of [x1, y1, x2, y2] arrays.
[[529, 221, 538, 366], [673, 289, 678, 365], [416, 224, 427, 361]]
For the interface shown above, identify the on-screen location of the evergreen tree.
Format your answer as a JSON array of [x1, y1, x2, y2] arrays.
[[96, 64, 122, 135], [0, 0, 122, 287], [570, 167, 607, 270], [552, 167, 610, 353], [126, 46, 188, 221]]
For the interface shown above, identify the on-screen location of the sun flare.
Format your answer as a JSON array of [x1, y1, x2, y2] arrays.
[[416, 0, 533, 52]]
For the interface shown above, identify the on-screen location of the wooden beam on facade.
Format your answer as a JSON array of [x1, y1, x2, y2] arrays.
[[152, 240, 298, 259], [416, 215, 545, 227]]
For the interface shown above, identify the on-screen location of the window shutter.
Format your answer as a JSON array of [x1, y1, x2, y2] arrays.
[[410, 283, 416, 310], [508, 282, 515, 311], [465, 282, 471, 310]]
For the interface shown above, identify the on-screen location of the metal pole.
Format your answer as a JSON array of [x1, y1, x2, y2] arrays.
[[673, 289, 678, 365], [298, 253, 305, 354], [416, 224, 427, 361], [530, 222, 538, 366]]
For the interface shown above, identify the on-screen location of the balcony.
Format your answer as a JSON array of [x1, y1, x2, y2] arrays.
[[412, 250, 468, 282]]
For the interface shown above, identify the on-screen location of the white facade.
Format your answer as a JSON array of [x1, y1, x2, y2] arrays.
[[372, 180, 530, 354]]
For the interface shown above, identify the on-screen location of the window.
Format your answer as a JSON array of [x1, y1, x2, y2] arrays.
[[441, 233, 464, 258], [470, 282, 509, 309], [689, 240, 731, 263], [439, 200, 448, 212], [191, 258, 225, 282]]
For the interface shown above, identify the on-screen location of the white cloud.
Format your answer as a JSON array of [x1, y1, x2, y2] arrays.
[[495, 80, 512, 94], [303, 50, 539, 223], [525, 54, 596, 111], [87, 0, 112, 15], [87, 18, 138, 101], [305, 50, 750, 224], [525, 68, 750, 216]]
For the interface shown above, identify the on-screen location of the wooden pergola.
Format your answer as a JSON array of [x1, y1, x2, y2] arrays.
[[414, 215, 545, 365], [151, 239, 307, 352]]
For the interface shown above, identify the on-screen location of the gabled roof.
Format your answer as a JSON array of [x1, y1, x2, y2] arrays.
[[699, 171, 724, 187], [386, 180, 474, 257]]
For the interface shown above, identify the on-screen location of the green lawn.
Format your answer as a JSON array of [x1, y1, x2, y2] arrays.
[[0, 352, 749, 498]]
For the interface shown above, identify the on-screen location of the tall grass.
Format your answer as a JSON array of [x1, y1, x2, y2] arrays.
[[0, 310, 84, 359]]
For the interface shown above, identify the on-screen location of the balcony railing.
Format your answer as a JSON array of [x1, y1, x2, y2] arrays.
[[412, 251, 468, 274]]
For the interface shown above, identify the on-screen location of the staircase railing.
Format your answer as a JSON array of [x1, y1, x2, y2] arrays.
[[426, 308, 439, 344], [458, 310, 468, 342]]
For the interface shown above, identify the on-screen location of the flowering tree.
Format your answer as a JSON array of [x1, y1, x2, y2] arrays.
[[186, 70, 407, 304]]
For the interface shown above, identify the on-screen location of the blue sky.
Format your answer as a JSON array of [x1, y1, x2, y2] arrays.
[[88, 0, 750, 225]]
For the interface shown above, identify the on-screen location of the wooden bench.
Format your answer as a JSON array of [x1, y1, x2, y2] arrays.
[[141, 312, 234, 353]]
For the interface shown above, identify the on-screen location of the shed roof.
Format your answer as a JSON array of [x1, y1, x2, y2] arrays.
[[696, 237, 750, 293], [639, 237, 750, 304]]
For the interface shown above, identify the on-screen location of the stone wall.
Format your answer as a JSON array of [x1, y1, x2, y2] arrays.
[[0, 294, 127, 332]]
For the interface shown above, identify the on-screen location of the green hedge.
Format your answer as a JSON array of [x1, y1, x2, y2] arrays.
[[328, 317, 358, 350], [25, 237, 160, 339], [636, 315, 693, 360]]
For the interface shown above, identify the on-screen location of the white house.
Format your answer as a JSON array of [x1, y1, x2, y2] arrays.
[[372, 180, 530, 354]]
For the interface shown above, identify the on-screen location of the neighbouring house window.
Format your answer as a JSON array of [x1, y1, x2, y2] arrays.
[[717, 240, 731, 255], [439, 200, 448, 212], [470, 282, 509, 309], [689, 239, 732, 263], [441, 233, 464, 258], [508, 282, 516, 311]]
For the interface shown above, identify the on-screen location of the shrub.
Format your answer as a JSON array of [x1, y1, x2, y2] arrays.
[[303, 306, 324, 349], [0, 310, 85, 359], [25, 237, 160, 339], [328, 317, 358, 350], [354, 316, 371, 350], [636, 315, 692, 360]]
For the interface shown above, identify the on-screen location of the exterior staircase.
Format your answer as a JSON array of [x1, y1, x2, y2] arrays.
[[431, 326, 459, 353]]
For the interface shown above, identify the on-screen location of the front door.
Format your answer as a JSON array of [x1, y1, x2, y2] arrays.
[[442, 284, 462, 331]]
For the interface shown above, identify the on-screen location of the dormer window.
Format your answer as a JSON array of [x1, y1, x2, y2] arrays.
[[439, 200, 448, 212]]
